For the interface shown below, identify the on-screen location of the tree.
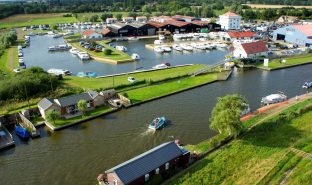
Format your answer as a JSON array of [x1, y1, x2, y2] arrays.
[[89, 15, 99, 22], [77, 99, 87, 115], [103, 48, 112, 55], [46, 110, 60, 125], [115, 13, 123, 21], [101, 13, 113, 22], [210, 94, 248, 137], [51, 24, 58, 30], [127, 11, 137, 19]]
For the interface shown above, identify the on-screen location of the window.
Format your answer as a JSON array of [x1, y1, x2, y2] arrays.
[[165, 162, 169, 170], [155, 168, 160, 174], [145, 174, 149, 182]]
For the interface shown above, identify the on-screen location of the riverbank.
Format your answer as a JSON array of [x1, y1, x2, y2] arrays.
[[165, 93, 312, 185], [256, 54, 312, 71]]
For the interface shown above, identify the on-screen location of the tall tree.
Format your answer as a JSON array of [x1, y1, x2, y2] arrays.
[[210, 94, 248, 137], [77, 99, 87, 115], [46, 110, 60, 125]]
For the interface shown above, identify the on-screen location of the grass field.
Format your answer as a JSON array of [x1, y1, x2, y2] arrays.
[[76, 12, 130, 22], [167, 99, 312, 185], [0, 13, 78, 28], [123, 71, 226, 103], [257, 54, 312, 70], [0, 49, 10, 76], [64, 65, 205, 90], [243, 4, 312, 9]]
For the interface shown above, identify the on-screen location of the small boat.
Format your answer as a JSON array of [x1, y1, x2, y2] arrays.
[[302, 82, 312, 89], [15, 126, 30, 139], [77, 52, 91, 60], [131, 53, 141, 60], [261, 93, 287, 105], [180, 44, 193, 51], [48, 68, 72, 76], [153, 63, 168, 69], [48, 46, 57, 51], [52, 34, 63, 38], [154, 40, 164, 45], [69, 48, 79, 55], [115, 46, 128, 52], [148, 117, 166, 130], [128, 37, 139, 41], [159, 35, 165, 40], [172, 44, 183, 51], [162, 46, 172, 52], [154, 47, 164, 53], [77, 71, 97, 78]]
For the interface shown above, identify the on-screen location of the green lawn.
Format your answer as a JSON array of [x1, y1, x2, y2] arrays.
[[70, 41, 132, 62], [64, 64, 205, 90], [0, 49, 10, 76], [51, 105, 112, 127], [257, 54, 312, 70], [123, 72, 225, 103], [167, 100, 312, 185], [76, 12, 141, 22], [0, 16, 77, 29]]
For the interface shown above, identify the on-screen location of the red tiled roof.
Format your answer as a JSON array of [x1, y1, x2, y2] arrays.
[[241, 41, 268, 54], [221, 11, 239, 17], [228, 31, 257, 38], [82, 29, 96, 36], [165, 20, 190, 27], [147, 21, 167, 28], [172, 15, 195, 20], [101, 28, 111, 35], [191, 20, 209, 26], [292, 24, 312, 36]]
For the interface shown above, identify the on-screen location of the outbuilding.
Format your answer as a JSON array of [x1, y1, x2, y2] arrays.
[[233, 41, 268, 59], [273, 24, 312, 46], [109, 22, 137, 37], [82, 29, 102, 39]]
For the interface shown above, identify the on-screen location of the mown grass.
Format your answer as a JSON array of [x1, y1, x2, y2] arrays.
[[64, 65, 205, 90], [257, 54, 312, 70], [51, 105, 112, 127], [123, 72, 225, 103], [0, 14, 78, 28], [76, 12, 130, 22], [167, 100, 312, 185], [0, 48, 10, 76]]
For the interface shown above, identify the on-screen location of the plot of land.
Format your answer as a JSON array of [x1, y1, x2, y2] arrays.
[[243, 4, 312, 9], [76, 12, 130, 22], [167, 99, 312, 185], [256, 54, 312, 70], [0, 13, 78, 28]]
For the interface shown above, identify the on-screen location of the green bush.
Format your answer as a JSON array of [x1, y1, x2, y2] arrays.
[[103, 48, 112, 55]]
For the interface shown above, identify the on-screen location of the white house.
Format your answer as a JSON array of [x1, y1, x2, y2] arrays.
[[122, 17, 134, 23], [106, 18, 117, 24], [136, 16, 147, 23], [233, 41, 268, 59], [82, 29, 103, 39], [219, 12, 241, 30]]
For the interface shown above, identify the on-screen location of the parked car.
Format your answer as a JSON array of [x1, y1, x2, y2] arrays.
[[128, 77, 136, 83]]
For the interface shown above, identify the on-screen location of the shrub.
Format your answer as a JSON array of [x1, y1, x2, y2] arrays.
[[103, 48, 112, 55]]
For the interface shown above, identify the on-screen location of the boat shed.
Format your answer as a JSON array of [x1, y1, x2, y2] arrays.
[[104, 141, 190, 185], [129, 22, 156, 36], [108, 22, 137, 37], [273, 24, 312, 46]]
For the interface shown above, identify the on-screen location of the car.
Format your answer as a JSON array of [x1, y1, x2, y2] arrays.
[[128, 77, 136, 83]]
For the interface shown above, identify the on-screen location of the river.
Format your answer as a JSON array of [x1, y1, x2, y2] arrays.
[[1, 37, 312, 184]]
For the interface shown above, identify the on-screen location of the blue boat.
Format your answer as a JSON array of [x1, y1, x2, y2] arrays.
[[148, 117, 166, 130], [302, 82, 312, 89], [15, 126, 29, 139], [77, 71, 98, 78]]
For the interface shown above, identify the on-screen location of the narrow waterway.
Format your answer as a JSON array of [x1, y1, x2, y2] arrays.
[[1, 64, 311, 185]]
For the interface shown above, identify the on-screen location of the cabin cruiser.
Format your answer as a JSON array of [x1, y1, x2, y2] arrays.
[[69, 48, 80, 55], [154, 47, 165, 53], [115, 46, 128, 52], [77, 52, 91, 60], [180, 44, 193, 51], [153, 63, 168, 69], [77, 71, 97, 78], [261, 93, 287, 105], [47, 68, 72, 76], [148, 117, 166, 130], [162, 46, 172, 52], [154, 40, 164, 45], [172, 44, 183, 51], [159, 35, 165, 40], [131, 53, 141, 60], [302, 82, 312, 89]]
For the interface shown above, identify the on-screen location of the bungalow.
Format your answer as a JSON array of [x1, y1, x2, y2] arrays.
[[223, 31, 257, 41], [106, 18, 118, 24], [136, 16, 147, 23], [82, 29, 103, 39], [38, 90, 106, 119], [233, 41, 268, 59], [122, 17, 134, 23], [101, 141, 190, 185]]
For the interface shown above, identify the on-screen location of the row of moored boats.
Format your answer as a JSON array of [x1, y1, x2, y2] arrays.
[[154, 43, 227, 53]]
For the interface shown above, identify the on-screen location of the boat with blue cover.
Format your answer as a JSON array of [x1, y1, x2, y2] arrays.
[[77, 71, 98, 78], [15, 126, 30, 139], [302, 82, 312, 89], [148, 117, 166, 130]]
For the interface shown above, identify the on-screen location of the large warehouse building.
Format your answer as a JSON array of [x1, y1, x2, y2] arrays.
[[273, 24, 312, 46]]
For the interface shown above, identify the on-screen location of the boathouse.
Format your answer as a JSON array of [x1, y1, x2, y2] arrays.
[[109, 22, 137, 37], [273, 24, 312, 46], [103, 141, 190, 185]]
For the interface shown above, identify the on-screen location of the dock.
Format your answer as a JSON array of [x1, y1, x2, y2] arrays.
[[0, 125, 15, 150]]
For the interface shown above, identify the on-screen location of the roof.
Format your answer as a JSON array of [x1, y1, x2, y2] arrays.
[[129, 22, 147, 28], [82, 29, 99, 36], [38, 98, 54, 110], [147, 21, 167, 28], [228, 31, 256, 38], [136, 16, 147, 19], [55, 93, 93, 107], [171, 15, 195, 20], [123, 17, 134, 19], [191, 20, 209, 26], [241, 41, 268, 54], [101, 28, 111, 35], [221, 11, 240, 17], [278, 15, 299, 22], [292, 24, 312, 36], [106, 142, 184, 184], [110, 22, 133, 30], [87, 90, 99, 99], [166, 20, 190, 27]]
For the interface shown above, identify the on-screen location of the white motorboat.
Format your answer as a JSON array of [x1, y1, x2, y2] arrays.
[[180, 44, 193, 51], [159, 35, 165, 40], [69, 48, 80, 55], [153, 63, 168, 69], [77, 52, 91, 60], [261, 93, 287, 105], [154, 47, 165, 53], [47, 68, 72, 76], [154, 40, 164, 45], [172, 44, 183, 51], [131, 53, 141, 60], [48, 46, 57, 51], [128, 37, 139, 41], [115, 46, 128, 52], [52, 34, 63, 38], [162, 46, 172, 52]]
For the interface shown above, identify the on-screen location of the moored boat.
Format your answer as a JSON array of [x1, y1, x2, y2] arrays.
[[148, 117, 166, 130], [302, 82, 312, 89], [154, 46, 165, 53], [15, 126, 29, 139], [69, 48, 80, 55], [131, 53, 141, 60], [152, 63, 168, 69], [77, 71, 97, 77], [261, 93, 287, 105]]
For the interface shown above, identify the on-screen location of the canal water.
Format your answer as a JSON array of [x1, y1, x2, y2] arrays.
[[1, 63, 312, 185], [22, 35, 228, 76]]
